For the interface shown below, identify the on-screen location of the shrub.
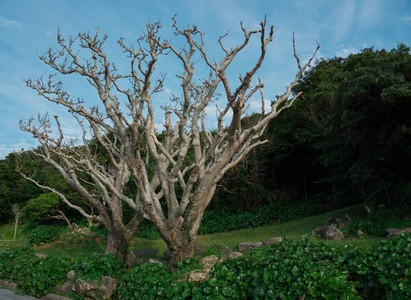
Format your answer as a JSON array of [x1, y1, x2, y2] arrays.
[[74, 253, 126, 281], [27, 225, 61, 246]]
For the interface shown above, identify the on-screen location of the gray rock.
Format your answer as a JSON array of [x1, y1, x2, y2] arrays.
[[200, 255, 219, 270], [67, 270, 75, 281], [222, 252, 243, 261], [132, 248, 157, 257], [261, 237, 282, 245], [148, 258, 167, 265], [252, 241, 264, 248], [163, 250, 172, 261], [325, 226, 344, 240], [55, 281, 74, 295], [41, 294, 73, 300], [336, 219, 353, 229], [386, 227, 411, 239], [35, 252, 48, 259], [236, 242, 255, 252], [79, 227, 91, 235], [0, 280, 17, 291], [125, 251, 136, 267], [194, 244, 206, 255], [211, 245, 232, 256], [102, 276, 118, 291], [74, 278, 112, 300], [188, 270, 210, 283], [386, 227, 399, 235]]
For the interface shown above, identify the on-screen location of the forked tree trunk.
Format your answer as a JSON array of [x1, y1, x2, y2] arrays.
[[105, 213, 144, 263]]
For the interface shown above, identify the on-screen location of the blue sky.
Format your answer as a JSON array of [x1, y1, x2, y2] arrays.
[[0, 0, 410, 159]]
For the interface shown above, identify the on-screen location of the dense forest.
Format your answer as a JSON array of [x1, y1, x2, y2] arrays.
[[1, 44, 410, 227]]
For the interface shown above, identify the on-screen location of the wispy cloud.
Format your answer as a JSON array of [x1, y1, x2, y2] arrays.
[[0, 16, 23, 30], [336, 45, 359, 58]]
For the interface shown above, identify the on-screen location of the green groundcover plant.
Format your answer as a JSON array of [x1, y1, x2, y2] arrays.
[[118, 234, 411, 299], [0, 246, 73, 297], [0, 233, 410, 299]]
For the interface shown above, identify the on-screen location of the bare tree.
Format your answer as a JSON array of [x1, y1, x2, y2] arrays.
[[12, 204, 21, 240], [20, 17, 319, 267]]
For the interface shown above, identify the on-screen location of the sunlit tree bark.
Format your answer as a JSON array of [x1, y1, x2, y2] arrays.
[[20, 17, 319, 267]]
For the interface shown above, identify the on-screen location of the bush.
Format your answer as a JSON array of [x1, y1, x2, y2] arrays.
[[73, 253, 126, 281], [27, 225, 61, 246], [0, 246, 73, 297]]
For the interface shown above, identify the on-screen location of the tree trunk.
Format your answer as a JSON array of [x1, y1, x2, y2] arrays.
[[13, 212, 19, 241], [165, 229, 197, 272], [105, 213, 143, 263], [106, 230, 131, 263]]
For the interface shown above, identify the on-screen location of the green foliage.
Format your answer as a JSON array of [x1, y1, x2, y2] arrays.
[[73, 253, 126, 281], [21, 193, 60, 222], [198, 200, 323, 235], [27, 225, 61, 246], [342, 233, 411, 298], [117, 263, 174, 299], [118, 236, 411, 299], [0, 246, 73, 297]]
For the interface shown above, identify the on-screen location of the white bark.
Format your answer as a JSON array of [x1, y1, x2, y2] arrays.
[[20, 17, 319, 266]]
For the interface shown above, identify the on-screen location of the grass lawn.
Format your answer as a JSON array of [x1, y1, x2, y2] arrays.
[[1, 204, 410, 261]]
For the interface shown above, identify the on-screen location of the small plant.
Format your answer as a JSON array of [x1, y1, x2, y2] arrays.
[[27, 225, 61, 246]]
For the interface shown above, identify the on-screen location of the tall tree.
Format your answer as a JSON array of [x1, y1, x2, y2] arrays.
[[20, 17, 319, 266]]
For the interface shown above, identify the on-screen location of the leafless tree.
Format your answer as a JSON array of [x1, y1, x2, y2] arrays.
[[12, 204, 21, 241], [20, 17, 319, 267]]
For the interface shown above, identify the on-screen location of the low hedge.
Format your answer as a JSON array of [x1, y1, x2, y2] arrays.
[[135, 200, 323, 240]]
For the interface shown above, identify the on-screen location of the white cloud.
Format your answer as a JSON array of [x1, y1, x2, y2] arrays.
[[336, 45, 359, 58], [0, 16, 23, 30]]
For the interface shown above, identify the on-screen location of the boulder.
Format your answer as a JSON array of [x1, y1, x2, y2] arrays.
[[336, 219, 353, 229], [236, 242, 255, 252], [194, 244, 206, 255], [386, 227, 411, 239], [261, 237, 282, 245], [325, 226, 344, 240], [79, 227, 91, 235], [35, 252, 48, 259], [200, 255, 219, 270], [252, 241, 264, 248], [0, 280, 17, 291], [148, 258, 167, 265], [55, 281, 74, 295], [102, 276, 118, 291], [74, 278, 113, 300], [125, 251, 136, 267], [132, 248, 157, 257], [163, 250, 172, 261], [222, 252, 243, 261], [188, 270, 211, 283], [211, 245, 232, 256], [386, 227, 399, 235], [67, 270, 75, 281], [41, 294, 73, 300]]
